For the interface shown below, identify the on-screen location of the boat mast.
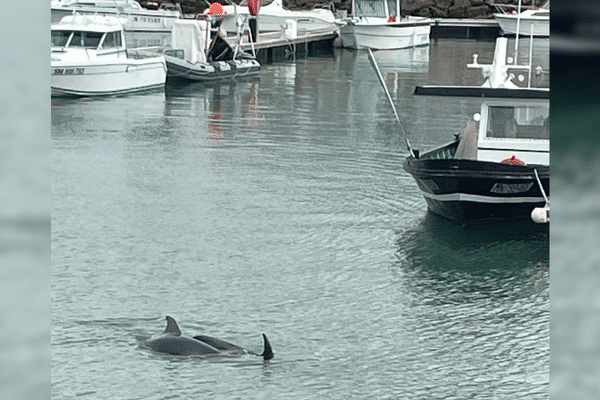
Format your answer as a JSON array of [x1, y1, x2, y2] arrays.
[[514, 0, 522, 63]]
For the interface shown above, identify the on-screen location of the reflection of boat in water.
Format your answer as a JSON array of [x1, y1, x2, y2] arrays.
[[364, 46, 429, 71], [164, 74, 260, 98], [50, 0, 181, 32], [395, 211, 548, 272], [337, 46, 429, 78], [51, 15, 167, 97]]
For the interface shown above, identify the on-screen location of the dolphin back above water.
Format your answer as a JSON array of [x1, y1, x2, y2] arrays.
[[143, 316, 274, 360]]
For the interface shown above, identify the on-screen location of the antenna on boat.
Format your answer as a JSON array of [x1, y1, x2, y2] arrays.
[[367, 48, 415, 158]]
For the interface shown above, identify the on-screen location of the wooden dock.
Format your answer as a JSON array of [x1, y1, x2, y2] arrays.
[[223, 18, 500, 64], [231, 27, 338, 64], [431, 18, 500, 39]]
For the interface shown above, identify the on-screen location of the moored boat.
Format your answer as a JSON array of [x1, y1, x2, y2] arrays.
[[50, 0, 181, 32], [213, 0, 337, 35], [368, 36, 549, 225], [402, 93, 549, 225], [51, 14, 167, 96], [404, 38, 549, 225], [494, 0, 549, 37], [337, 0, 432, 50], [155, 18, 261, 82]]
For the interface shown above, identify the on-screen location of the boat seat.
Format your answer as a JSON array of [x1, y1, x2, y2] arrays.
[[455, 119, 478, 160]]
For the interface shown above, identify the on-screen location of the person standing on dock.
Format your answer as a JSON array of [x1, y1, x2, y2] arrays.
[[247, 0, 260, 42]]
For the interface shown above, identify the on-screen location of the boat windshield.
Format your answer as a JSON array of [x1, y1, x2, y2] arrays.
[[99, 31, 122, 48], [387, 0, 397, 16], [354, 0, 387, 18], [486, 105, 549, 140], [51, 30, 106, 48], [52, 30, 72, 47]]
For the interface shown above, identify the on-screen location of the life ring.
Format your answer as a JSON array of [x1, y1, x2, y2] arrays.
[[501, 155, 526, 166]]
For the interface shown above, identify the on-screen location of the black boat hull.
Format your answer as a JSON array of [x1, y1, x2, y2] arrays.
[[165, 57, 261, 82], [403, 141, 549, 225]]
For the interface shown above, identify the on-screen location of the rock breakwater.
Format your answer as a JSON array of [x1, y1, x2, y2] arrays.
[[174, 0, 547, 18]]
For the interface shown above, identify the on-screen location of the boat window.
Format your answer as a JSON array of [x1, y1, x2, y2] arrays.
[[486, 105, 549, 140], [386, 0, 396, 16], [354, 0, 387, 18], [69, 31, 104, 48], [101, 31, 121, 48], [52, 30, 72, 47]]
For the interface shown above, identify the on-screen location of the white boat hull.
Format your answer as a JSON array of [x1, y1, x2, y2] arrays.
[[51, 4, 180, 32], [51, 54, 166, 96], [495, 14, 549, 37], [339, 17, 431, 50], [219, 0, 336, 34]]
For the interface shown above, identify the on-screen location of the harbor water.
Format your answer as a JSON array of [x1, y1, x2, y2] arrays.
[[51, 38, 549, 399]]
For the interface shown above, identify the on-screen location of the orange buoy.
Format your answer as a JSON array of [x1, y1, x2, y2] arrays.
[[501, 155, 526, 166], [207, 2, 224, 15]]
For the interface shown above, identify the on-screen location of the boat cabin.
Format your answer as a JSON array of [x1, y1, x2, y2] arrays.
[[51, 15, 125, 51], [456, 96, 549, 166], [352, 0, 399, 19]]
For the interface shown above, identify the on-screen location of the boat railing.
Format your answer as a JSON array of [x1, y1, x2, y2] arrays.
[[96, 48, 128, 57], [419, 140, 459, 160], [125, 48, 162, 59], [489, 1, 535, 14]]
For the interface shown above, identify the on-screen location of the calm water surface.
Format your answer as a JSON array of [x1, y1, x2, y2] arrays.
[[51, 38, 549, 399]]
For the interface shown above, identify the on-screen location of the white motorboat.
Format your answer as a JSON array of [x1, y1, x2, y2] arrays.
[[337, 0, 432, 50], [155, 18, 261, 81], [495, 0, 549, 37], [212, 0, 337, 35], [51, 15, 167, 96], [51, 0, 181, 32]]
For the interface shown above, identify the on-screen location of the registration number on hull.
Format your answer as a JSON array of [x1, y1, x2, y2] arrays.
[[53, 68, 85, 75]]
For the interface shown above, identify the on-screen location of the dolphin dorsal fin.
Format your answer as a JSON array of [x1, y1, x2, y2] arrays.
[[163, 316, 182, 336], [261, 333, 274, 360]]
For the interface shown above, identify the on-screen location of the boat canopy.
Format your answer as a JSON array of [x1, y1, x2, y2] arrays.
[[54, 0, 143, 9], [52, 14, 125, 31], [171, 19, 211, 64]]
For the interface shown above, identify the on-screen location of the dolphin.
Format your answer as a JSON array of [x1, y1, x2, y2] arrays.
[[143, 316, 274, 360]]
